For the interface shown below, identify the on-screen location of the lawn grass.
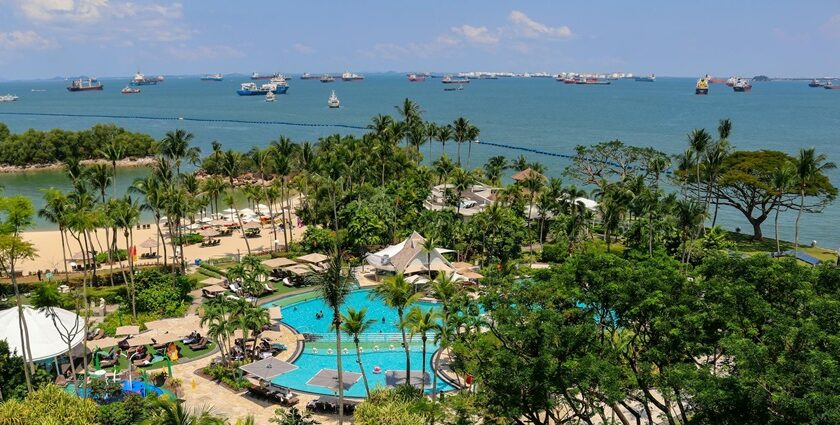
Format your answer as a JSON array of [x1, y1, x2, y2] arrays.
[[93, 340, 215, 373], [725, 231, 837, 264]]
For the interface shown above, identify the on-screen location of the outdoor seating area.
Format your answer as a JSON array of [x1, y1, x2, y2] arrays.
[[306, 395, 358, 415]]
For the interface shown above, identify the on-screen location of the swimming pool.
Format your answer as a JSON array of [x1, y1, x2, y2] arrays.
[[66, 379, 172, 399], [264, 289, 456, 398]]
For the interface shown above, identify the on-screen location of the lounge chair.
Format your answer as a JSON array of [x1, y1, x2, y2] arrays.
[[87, 328, 104, 340], [132, 353, 152, 367], [263, 283, 277, 293], [282, 277, 293, 287], [189, 337, 208, 351]]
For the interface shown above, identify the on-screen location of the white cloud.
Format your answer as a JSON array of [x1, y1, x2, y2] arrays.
[[0, 30, 58, 50], [452, 25, 499, 45], [18, 0, 107, 23], [508, 10, 572, 39], [165, 44, 243, 61], [292, 43, 314, 54], [820, 14, 840, 38]]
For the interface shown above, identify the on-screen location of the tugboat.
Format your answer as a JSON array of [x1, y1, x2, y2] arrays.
[[201, 74, 224, 81], [695, 77, 709, 95], [320, 74, 335, 83], [328, 90, 340, 108], [732, 78, 752, 92], [443, 85, 464, 92], [121, 86, 140, 94], [341, 72, 364, 81], [407, 73, 426, 82], [441, 75, 469, 84], [129, 72, 159, 86], [67, 78, 104, 92], [635, 74, 656, 82]]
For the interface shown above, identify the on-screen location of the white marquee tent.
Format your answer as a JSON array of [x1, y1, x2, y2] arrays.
[[0, 305, 85, 362]]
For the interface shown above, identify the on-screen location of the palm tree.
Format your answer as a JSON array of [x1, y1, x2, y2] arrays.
[[405, 306, 438, 394], [794, 148, 836, 254], [421, 235, 438, 279], [338, 307, 376, 397], [39, 189, 72, 283], [98, 140, 125, 200], [110, 196, 140, 320], [200, 175, 227, 217], [220, 150, 251, 255], [373, 273, 422, 383], [131, 176, 167, 266], [436, 124, 453, 160], [675, 198, 707, 263], [687, 128, 712, 205], [160, 129, 200, 178], [313, 252, 353, 425], [771, 165, 795, 254], [145, 397, 226, 425], [521, 171, 546, 245], [452, 117, 469, 166], [450, 167, 475, 215], [483, 156, 508, 186]]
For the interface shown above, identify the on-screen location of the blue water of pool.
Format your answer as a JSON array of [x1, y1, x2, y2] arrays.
[[264, 289, 456, 397], [67, 379, 167, 399]]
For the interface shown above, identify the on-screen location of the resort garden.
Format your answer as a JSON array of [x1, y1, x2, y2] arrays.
[[0, 100, 838, 424]]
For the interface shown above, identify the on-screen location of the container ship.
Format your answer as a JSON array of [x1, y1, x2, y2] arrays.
[[67, 78, 103, 92]]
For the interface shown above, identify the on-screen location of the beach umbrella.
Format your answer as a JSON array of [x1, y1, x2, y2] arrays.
[[139, 238, 157, 249], [222, 208, 237, 214], [199, 216, 213, 223], [198, 228, 217, 238]]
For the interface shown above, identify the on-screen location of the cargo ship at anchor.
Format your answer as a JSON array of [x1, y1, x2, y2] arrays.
[[67, 78, 103, 92], [252, 72, 281, 80], [129, 72, 159, 86]]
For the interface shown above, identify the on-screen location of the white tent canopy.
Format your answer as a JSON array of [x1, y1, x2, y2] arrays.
[[365, 232, 455, 275], [0, 306, 85, 362]]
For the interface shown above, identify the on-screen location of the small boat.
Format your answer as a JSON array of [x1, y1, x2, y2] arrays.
[[201, 73, 224, 81], [725, 76, 738, 87], [635, 74, 656, 82], [300, 73, 319, 80], [407, 73, 426, 82], [129, 72, 158, 86], [265, 91, 276, 102], [695, 78, 709, 95], [341, 72, 364, 81], [0, 94, 19, 102], [809, 79, 828, 88], [441, 75, 469, 84], [732, 78, 752, 92], [320, 74, 335, 83], [121, 86, 140, 94], [328, 90, 340, 108], [251, 72, 280, 80], [67, 78, 103, 92], [443, 85, 464, 92]]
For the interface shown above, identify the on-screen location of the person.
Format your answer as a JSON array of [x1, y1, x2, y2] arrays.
[[37, 270, 42, 281], [381, 316, 386, 324]]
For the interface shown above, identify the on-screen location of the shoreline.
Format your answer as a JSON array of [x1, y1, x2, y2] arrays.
[[0, 156, 155, 174]]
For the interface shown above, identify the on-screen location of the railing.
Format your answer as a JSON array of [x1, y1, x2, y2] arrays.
[[304, 332, 434, 343]]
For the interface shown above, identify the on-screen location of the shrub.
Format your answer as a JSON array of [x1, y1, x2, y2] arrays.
[[300, 227, 335, 253], [95, 249, 128, 264], [171, 233, 203, 246]]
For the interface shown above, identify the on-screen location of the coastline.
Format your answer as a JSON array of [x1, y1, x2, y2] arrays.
[[0, 156, 156, 174]]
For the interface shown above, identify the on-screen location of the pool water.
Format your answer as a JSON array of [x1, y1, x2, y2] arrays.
[[66, 379, 170, 399], [264, 289, 456, 397]]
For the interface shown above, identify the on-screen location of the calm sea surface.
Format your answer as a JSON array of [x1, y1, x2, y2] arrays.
[[0, 75, 838, 248]]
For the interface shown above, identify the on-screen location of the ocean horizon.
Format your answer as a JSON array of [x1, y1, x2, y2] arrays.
[[1, 74, 839, 248]]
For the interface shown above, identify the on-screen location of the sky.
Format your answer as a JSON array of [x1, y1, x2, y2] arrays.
[[1, 0, 840, 80]]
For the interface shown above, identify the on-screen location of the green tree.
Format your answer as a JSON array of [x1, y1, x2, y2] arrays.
[[373, 274, 422, 383], [338, 307, 376, 397], [405, 306, 439, 394], [0, 384, 100, 424], [270, 406, 319, 425], [794, 148, 836, 254]]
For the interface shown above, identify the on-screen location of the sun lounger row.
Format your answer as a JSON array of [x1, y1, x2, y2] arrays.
[[247, 385, 300, 406], [306, 395, 357, 415]]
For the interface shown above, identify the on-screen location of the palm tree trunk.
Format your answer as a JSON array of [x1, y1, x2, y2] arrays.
[[267, 199, 279, 252], [421, 337, 427, 393], [155, 214, 166, 267], [356, 340, 370, 397], [399, 310, 411, 383], [280, 183, 289, 251], [229, 186, 251, 255], [60, 228, 70, 283], [466, 141, 472, 169], [125, 231, 137, 320], [795, 190, 804, 255], [774, 203, 781, 254], [80, 231, 93, 396], [457, 142, 462, 166], [10, 266, 33, 391], [334, 311, 345, 425]]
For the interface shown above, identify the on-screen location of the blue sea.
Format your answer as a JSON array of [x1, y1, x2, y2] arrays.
[[1, 74, 839, 248]]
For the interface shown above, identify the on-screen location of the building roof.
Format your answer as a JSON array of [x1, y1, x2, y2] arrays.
[[296, 253, 330, 265], [262, 257, 298, 269], [366, 232, 455, 274], [511, 167, 545, 182], [239, 357, 298, 381], [0, 306, 84, 361]]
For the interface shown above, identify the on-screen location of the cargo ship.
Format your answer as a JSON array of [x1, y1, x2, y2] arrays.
[[67, 78, 103, 92], [442, 75, 470, 84], [129, 72, 159, 86], [237, 82, 288, 96], [407, 73, 426, 82], [320, 74, 335, 83], [201, 73, 224, 81], [300, 73, 320, 80], [634, 74, 656, 82], [341, 72, 364, 81], [251, 72, 280, 80]]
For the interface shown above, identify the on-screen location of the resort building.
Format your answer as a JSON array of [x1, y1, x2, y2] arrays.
[[424, 183, 497, 216], [365, 232, 457, 277], [0, 305, 85, 373]]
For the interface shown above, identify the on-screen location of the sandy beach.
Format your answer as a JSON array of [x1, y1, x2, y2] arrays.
[[18, 204, 307, 275], [0, 156, 156, 174]]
